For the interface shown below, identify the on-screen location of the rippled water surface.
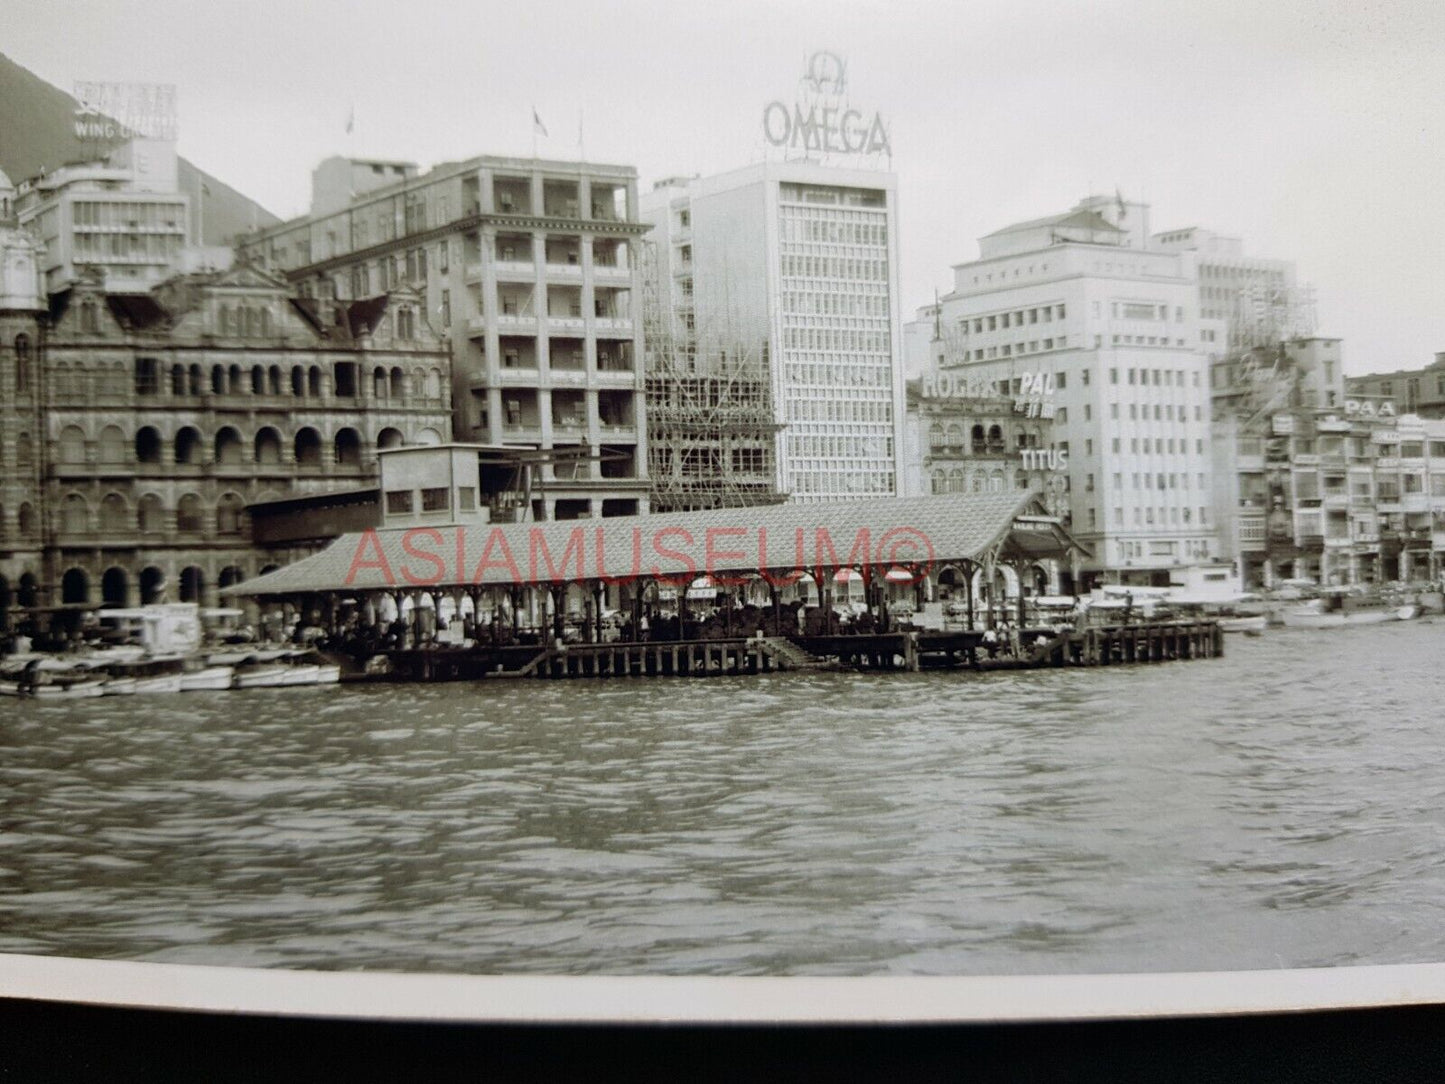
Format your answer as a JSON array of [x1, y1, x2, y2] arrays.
[[2, 621, 1444, 975]]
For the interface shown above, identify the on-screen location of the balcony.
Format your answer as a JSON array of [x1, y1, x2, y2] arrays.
[[1403, 494, 1429, 514], [1237, 515, 1266, 552], [495, 313, 540, 333], [1235, 453, 1264, 471], [499, 425, 543, 444], [593, 316, 633, 334], [591, 262, 631, 285], [1322, 493, 1349, 509], [493, 260, 536, 281], [545, 314, 586, 333]]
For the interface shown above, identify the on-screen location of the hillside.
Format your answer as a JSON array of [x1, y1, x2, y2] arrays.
[[0, 52, 279, 244]]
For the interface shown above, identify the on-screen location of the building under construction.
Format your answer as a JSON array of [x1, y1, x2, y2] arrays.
[[639, 238, 784, 513]]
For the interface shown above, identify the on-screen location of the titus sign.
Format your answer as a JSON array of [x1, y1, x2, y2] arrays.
[[763, 51, 891, 158]]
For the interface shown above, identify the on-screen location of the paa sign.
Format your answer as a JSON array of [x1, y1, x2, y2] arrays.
[[1343, 398, 1396, 418], [763, 51, 891, 158]]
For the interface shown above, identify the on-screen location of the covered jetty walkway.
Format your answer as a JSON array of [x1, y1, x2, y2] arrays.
[[222, 492, 1218, 678]]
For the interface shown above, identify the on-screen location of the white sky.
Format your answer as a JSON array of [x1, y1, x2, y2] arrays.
[[7, 0, 1444, 374]]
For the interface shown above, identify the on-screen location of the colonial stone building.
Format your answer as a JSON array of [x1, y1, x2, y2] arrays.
[[0, 180, 452, 620]]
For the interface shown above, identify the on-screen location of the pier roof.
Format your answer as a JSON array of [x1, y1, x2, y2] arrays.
[[224, 491, 1086, 597]]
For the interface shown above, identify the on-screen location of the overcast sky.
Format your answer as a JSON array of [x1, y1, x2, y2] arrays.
[[7, 0, 1443, 373]]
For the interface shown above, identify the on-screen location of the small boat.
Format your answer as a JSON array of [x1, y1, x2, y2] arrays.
[[232, 662, 294, 688], [180, 664, 235, 691], [1216, 614, 1268, 634], [102, 657, 185, 695], [31, 676, 109, 699]]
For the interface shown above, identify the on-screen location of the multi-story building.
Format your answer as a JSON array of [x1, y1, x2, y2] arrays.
[[901, 376, 1066, 510], [932, 195, 1218, 590], [0, 169, 47, 619], [238, 154, 651, 521], [640, 161, 905, 503], [1348, 354, 1445, 418], [1152, 226, 1308, 351], [13, 138, 203, 295], [0, 180, 452, 619], [1212, 339, 1445, 585]]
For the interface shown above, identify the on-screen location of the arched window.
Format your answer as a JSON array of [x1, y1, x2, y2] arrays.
[[216, 493, 245, 535], [427, 368, 442, 399], [1015, 469, 1030, 490], [61, 568, 89, 605], [291, 366, 305, 396], [390, 366, 404, 399], [211, 364, 225, 394], [268, 365, 282, 395], [61, 493, 89, 534], [376, 427, 404, 450], [16, 432, 33, 469], [970, 424, 985, 454], [171, 363, 187, 396], [176, 494, 204, 533], [987, 425, 1003, 452], [138, 494, 165, 533], [931, 469, 946, 494], [308, 365, 322, 397], [228, 364, 242, 394], [334, 428, 362, 466], [928, 422, 944, 449], [135, 426, 162, 464], [254, 427, 282, 465], [59, 425, 87, 464], [214, 426, 244, 465], [101, 567, 128, 608], [294, 427, 322, 467], [373, 366, 388, 398], [189, 363, 203, 395], [251, 365, 265, 394], [17, 503, 36, 538], [98, 425, 126, 463], [100, 493, 128, 532], [989, 469, 1004, 492], [179, 566, 205, 604], [944, 423, 963, 448], [14, 335, 30, 393], [948, 468, 965, 493], [174, 427, 203, 465]]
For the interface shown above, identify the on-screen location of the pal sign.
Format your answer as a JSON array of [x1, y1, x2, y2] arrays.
[[763, 51, 891, 158]]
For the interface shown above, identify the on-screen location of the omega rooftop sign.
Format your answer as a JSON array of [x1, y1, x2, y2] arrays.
[[762, 51, 891, 161]]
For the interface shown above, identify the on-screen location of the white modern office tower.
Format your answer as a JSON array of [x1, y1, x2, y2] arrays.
[[641, 161, 905, 502], [935, 195, 1222, 589]]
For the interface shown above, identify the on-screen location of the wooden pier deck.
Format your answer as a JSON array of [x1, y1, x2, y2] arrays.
[[352, 621, 1222, 682]]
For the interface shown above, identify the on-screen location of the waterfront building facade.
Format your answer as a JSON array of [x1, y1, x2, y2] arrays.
[[900, 377, 1064, 508], [1210, 338, 1445, 585], [639, 162, 905, 504], [238, 154, 651, 521], [931, 195, 1218, 590], [1347, 353, 1445, 418], [0, 195, 452, 619]]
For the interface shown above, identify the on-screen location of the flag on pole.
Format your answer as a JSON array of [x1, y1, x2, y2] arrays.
[[532, 108, 548, 138], [1115, 186, 1127, 221], [346, 106, 354, 135]]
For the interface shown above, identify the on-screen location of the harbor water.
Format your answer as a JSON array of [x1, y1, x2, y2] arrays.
[[1, 620, 1443, 976]]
